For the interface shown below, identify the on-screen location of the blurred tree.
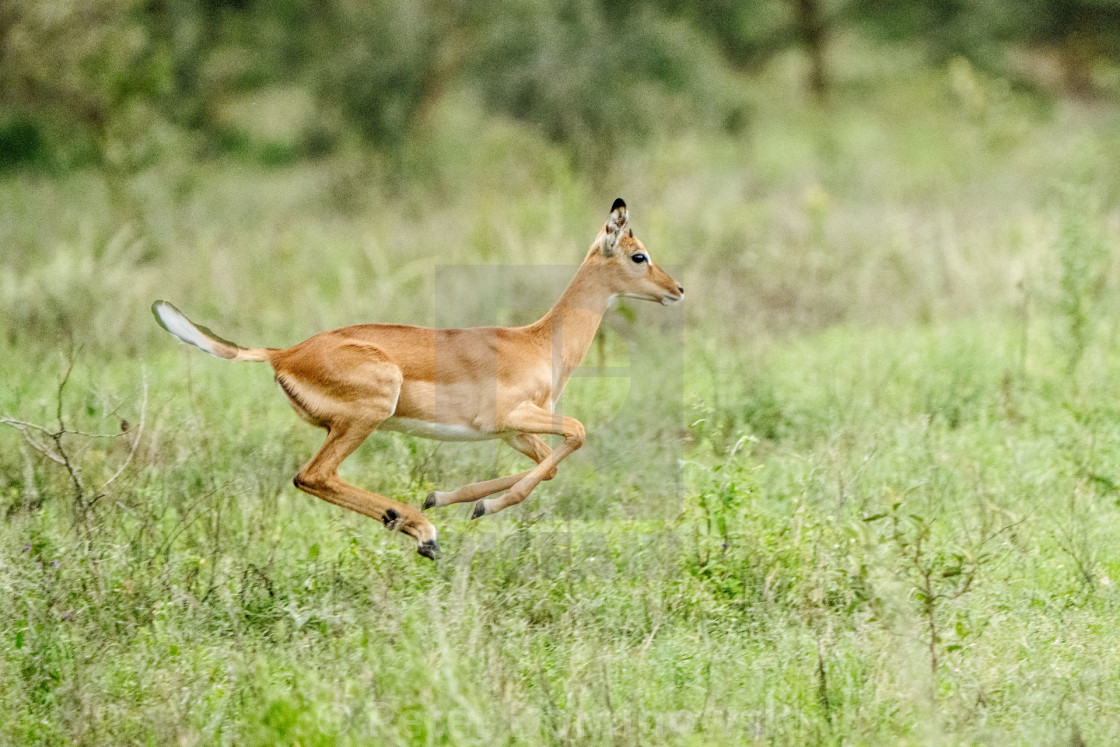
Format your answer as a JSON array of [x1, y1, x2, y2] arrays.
[[0, 0, 171, 169], [143, 0, 316, 149], [304, 0, 469, 150], [144, 0, 217, 133], [1011, 0, 1120, 94], [614, 0, 839, 101], [470, 0, 744, 164], [844, 0, 998, 63], [792, 0, 830, 101], [847, 0, 1120, 94], [138, 0, 476, 154]]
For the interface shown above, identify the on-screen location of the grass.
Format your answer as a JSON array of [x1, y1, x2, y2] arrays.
[[3, 63, 1120, 744]]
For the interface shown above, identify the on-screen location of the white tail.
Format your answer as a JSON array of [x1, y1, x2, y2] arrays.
[[152, 301, 271, 362]]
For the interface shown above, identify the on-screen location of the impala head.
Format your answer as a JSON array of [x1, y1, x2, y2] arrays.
[[591, 198, 683, 306]]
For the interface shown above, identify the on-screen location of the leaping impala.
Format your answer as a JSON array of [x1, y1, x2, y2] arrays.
[[153, 199, 683, 560]]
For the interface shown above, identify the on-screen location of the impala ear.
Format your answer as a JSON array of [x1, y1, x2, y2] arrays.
[[603, 198, 629, 256]]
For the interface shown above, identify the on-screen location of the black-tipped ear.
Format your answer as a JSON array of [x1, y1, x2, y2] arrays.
[[602, 198, 629, 256]]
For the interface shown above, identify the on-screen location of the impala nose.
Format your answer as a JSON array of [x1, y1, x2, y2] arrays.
[[677, 285, 685, 295]]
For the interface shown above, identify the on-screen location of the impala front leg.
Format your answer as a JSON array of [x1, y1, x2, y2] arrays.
[[424, 471, 530, 509], [424, 433, 555, 509], [472, 406, 585, 518]]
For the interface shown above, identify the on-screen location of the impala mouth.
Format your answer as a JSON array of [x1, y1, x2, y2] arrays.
[[661, 293, 683, 306]]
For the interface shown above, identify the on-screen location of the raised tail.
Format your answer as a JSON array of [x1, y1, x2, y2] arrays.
[[152, 301, 273, 362]]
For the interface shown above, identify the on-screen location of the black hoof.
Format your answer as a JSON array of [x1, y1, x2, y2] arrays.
[[471, 502, 487, 520], [417, 539, 440, 560], [422, 492, 438, 510]]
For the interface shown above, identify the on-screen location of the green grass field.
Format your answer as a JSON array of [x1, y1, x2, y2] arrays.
[[3, 68, 1120, 744]]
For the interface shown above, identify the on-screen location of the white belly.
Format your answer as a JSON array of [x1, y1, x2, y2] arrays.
[[380, 417, 496, 442]]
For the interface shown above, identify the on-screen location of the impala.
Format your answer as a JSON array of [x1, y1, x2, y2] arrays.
[[153, 199, 683, 560]]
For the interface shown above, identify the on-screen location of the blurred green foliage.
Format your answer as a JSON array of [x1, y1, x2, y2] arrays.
[[3, 0, 1120, 171]]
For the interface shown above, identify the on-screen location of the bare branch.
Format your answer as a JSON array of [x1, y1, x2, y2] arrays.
[[0, 416, 125, 440], [97, 369, 148, 494], [1, 363, 147, 520], [0, 419, 67, 466], [56, 354, 75, 432], [52, 429, 86, 501]]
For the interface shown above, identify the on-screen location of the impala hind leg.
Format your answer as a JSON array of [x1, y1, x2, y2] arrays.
[[473, 406, 585, 519], [295, 421, 440, 559], [423, 434, 555, 509]]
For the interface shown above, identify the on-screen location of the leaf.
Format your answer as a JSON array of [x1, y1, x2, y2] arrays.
[[862, 512, 888, 522]]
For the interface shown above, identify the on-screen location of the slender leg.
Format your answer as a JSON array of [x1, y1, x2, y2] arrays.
[[425, 472, 528, 509], [294, 421, 440, 559], [423, 434, 556, 509], [509, 433, 555, 472], [473, 404, 585, 518]]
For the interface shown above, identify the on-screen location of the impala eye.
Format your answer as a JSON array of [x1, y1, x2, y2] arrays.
[[631, 253, 647, 264]]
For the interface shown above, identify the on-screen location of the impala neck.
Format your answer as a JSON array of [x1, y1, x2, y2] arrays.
[[531, 261, 613, 388]]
